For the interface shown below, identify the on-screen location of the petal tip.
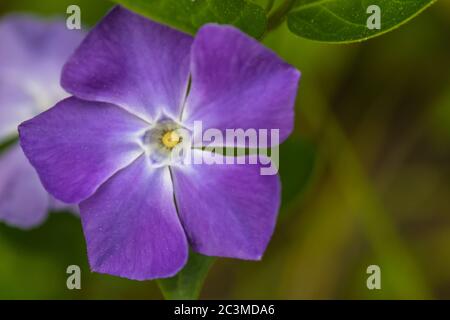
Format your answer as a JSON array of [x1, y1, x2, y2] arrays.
[[88, 249, 188, 281]]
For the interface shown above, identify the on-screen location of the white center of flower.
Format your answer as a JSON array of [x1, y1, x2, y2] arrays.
[[143, 117, 191, 167]]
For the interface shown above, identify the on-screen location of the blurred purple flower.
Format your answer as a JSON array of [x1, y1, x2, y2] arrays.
[[19, 7, 300, 280], [0, 15, 84, 229]]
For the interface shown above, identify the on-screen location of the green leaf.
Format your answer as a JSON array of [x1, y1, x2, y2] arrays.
[[111, 0, 267, 38], [287, 0, 437, 43], [157, 252, 215, 300]]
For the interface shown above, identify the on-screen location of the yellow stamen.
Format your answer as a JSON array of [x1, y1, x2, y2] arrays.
[[162, 130, 181, 148]]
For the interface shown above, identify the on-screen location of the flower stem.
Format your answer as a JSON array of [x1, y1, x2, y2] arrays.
[[266, 0, 296, 32], [265, 0, 276, 13]]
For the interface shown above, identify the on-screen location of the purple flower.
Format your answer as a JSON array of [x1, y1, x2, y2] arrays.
[[19, 7, 300, 280], [0, 15, 84, 229]]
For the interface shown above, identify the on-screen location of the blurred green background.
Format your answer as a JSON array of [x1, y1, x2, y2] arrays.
[[0, 0, 449, 299]]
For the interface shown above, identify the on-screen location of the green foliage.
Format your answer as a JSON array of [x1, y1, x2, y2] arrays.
[[157, 252, 215, 300], [112, 0, 438, 42], [0, 136, 18, 155], [287, 0, 437, 43], [112, 0, 267, 38], [112, 0, 438, 43], [279, 137, 316, 208]]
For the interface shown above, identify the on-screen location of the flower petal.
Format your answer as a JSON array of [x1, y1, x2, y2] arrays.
[[19, 97, 147, 204], [80, 155, 188, 280], [0, 16, 84, 143], [183, 24, 300, 147], [62, 6, 193, 122], [49, 196, 79, 215], [0, 80, 35, 142], [0, 144, 48, 229], [0, 15, 84, 80], [171, 150, 281, 260]]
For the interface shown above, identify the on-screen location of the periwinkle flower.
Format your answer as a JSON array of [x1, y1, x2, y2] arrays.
[[0, 15, 84, 228], [19, 7, 300, 280]]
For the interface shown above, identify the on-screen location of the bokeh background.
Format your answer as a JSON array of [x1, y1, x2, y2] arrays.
[[0, 0, 449, 299]]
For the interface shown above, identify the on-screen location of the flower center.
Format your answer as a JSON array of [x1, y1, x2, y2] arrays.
[[162, 130, 181, 149], [142, 116, 191, 167]]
